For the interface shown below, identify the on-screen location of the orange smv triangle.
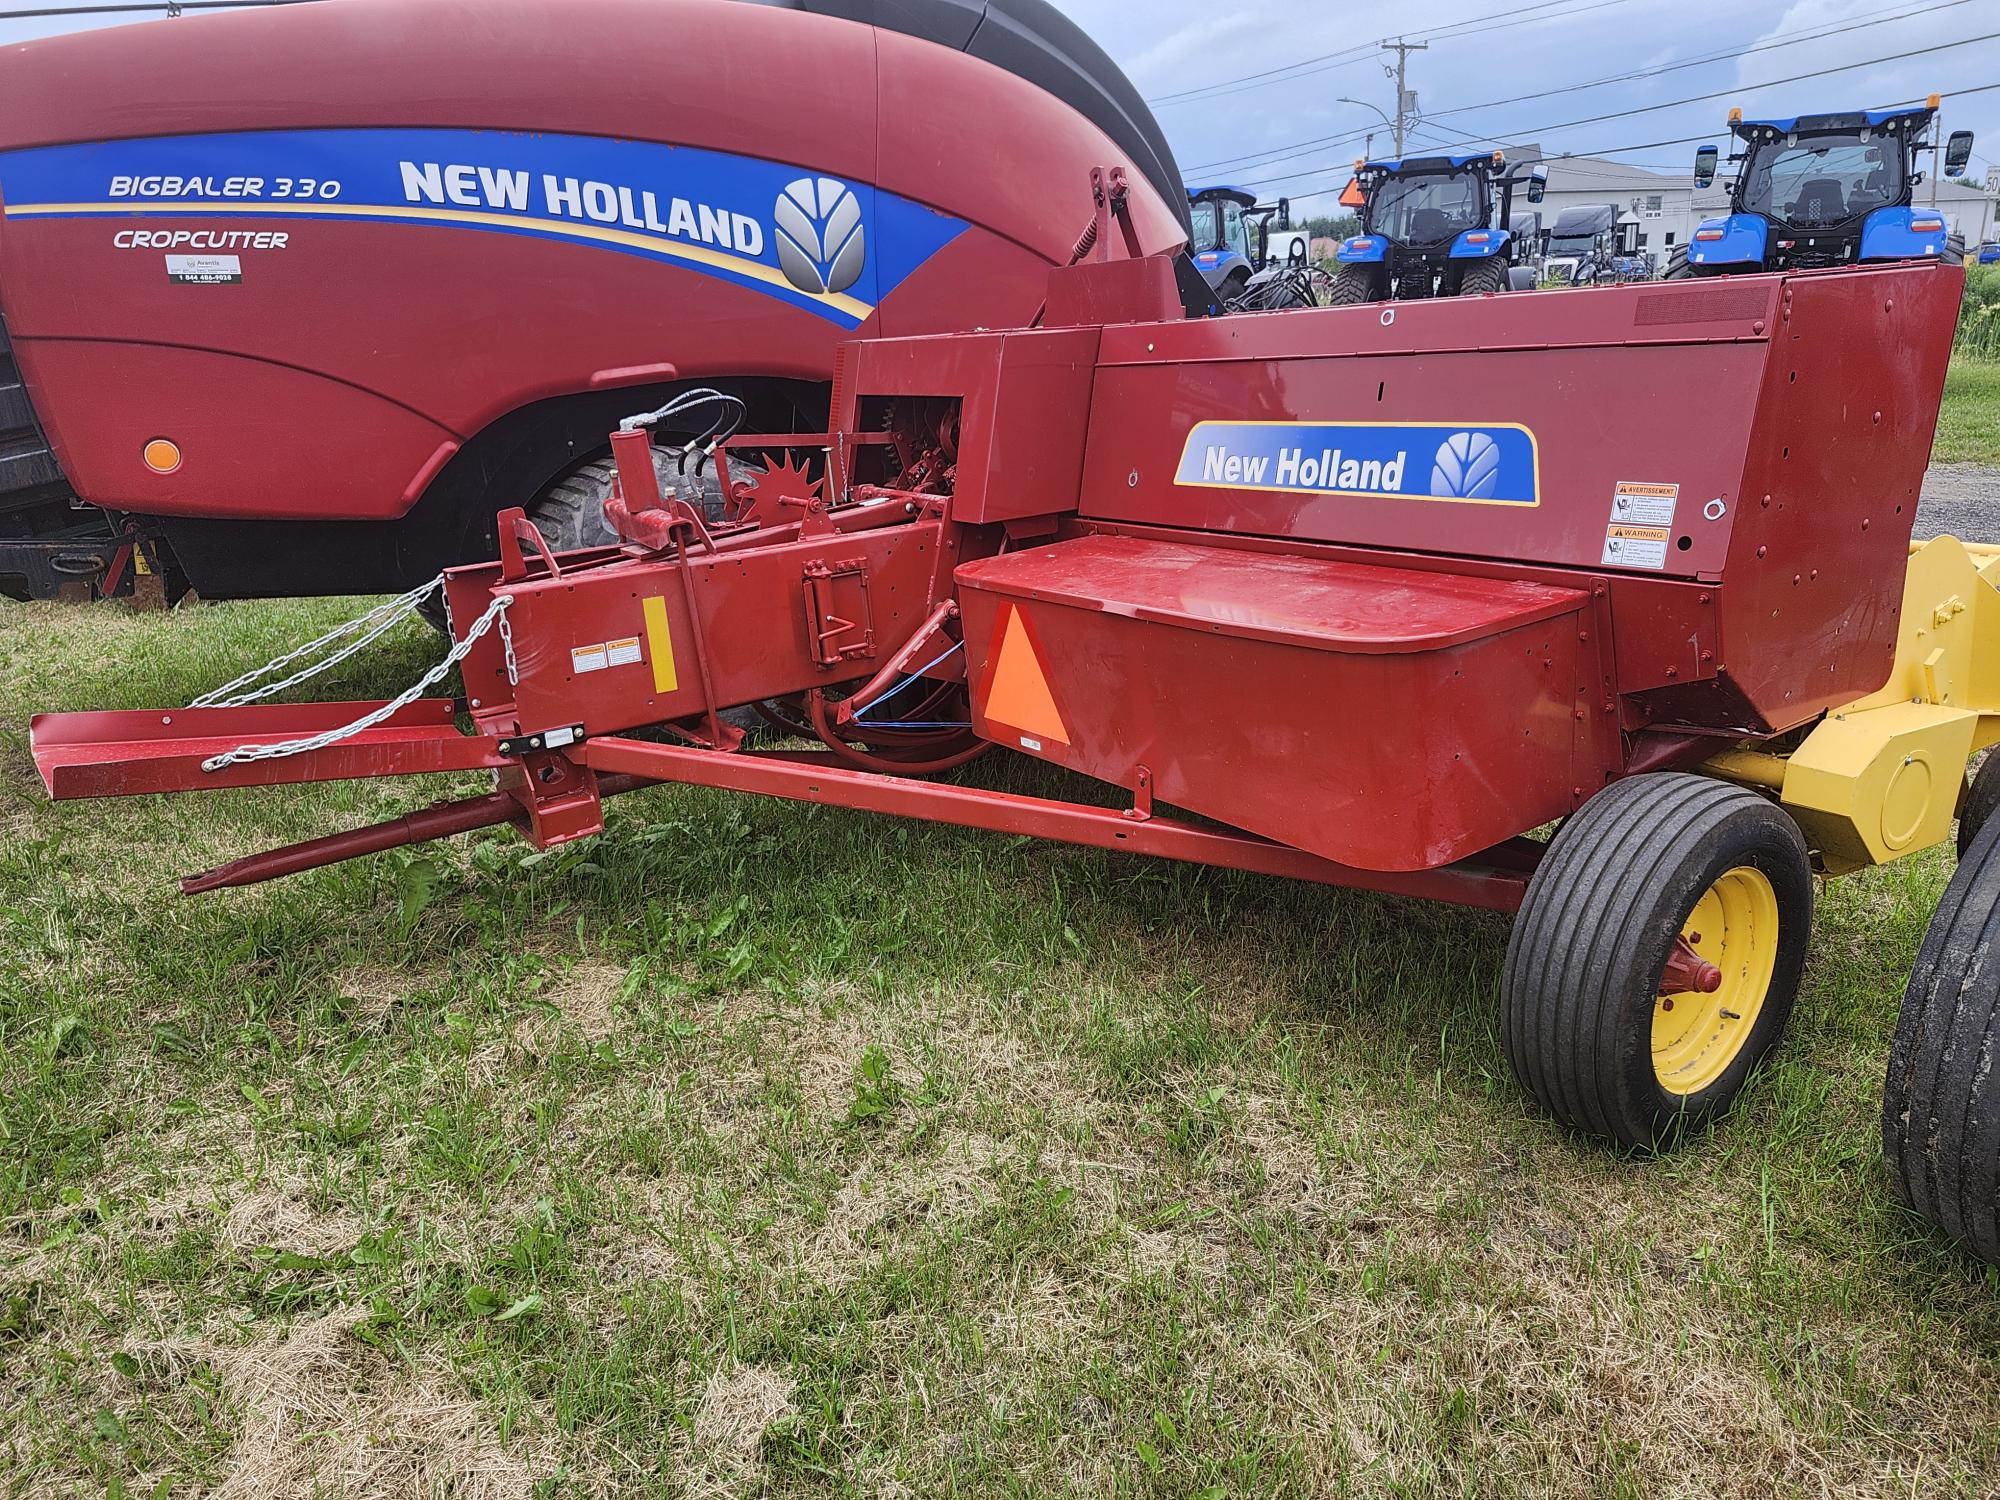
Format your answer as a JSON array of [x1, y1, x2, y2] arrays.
[[983, 603, 1069, 746], [1339, 175, 1367, 209]]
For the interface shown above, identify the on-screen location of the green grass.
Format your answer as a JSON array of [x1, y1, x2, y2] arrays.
[[1936, 358, 2000, 466], [5, 598, 2000, 1499]]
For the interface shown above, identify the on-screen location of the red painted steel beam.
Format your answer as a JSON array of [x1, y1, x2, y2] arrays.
[[29, 700, 507, 799], [579, 737, 1535, 913]]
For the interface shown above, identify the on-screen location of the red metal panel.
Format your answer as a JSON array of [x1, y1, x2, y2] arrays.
[[1076, 285, 1777, 579], [495, 518, 957, 738], [834, 329, 1103, 526], [29, 700, 503, 798], [0, 0, 1182, 526], [959, 534, 1585, 653], [1709, 263, 1962, 727], [956, 535, 1593, 872]]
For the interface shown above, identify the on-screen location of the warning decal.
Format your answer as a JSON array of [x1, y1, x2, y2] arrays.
[[1602, 524, 1670, 571], [571, 634, 647, 676], [1610, 480, 1679, 528], [981, 603, 1069, 748]]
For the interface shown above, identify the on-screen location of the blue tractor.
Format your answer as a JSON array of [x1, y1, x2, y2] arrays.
[[1186, 185, 1311, 297], [1330, 151, 1546, 303], [1670, 98, 1975, 278]]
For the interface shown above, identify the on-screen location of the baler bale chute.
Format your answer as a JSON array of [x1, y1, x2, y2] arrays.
[[27, 182, 2000, 1269]]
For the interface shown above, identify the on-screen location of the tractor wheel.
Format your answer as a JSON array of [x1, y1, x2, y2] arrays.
[[1883, 815, 2000, 1266], [1456, 257, 1507, 297], [1958, 752, 2000, 859], [1507, 266, 1537, 292], [1501, 773, 1814, 1150], [1663, 247, 1693, 280], [1943, 233, 1966, 267], [1328, 264, 1380, 305]]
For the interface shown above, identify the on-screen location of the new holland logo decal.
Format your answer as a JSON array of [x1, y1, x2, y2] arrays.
[[1175, 420, 1541, 507], [773, 177, 866, 296]]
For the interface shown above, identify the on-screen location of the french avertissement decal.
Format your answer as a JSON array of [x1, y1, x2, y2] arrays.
[[1176, 421, 1541, 507], [0, 128, 969, 328]]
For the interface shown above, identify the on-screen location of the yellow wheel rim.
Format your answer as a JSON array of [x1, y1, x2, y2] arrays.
[[1652, 866, 1781, 1097]]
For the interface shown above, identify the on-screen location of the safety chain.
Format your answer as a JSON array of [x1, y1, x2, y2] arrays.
[[192, 577, 445, 709], [201, 591, 514, 772], [495, 601, 519, 686]]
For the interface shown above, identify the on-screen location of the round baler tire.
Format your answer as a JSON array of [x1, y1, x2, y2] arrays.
[[1958, 753, 2000, 860], [530, 457, 624, 550], [420, 456, 630, 634], [1328, 263, 1380, 305], [1455, 257, 1508, 297], [1502, 773, 1814, 1150], [1884, 815, 2000, 1266]]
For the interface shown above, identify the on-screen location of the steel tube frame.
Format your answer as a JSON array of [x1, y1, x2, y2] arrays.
[[579, 736, 1536, 912]]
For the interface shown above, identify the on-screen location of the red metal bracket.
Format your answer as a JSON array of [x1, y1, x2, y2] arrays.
[[803, 557, 877, 665], [497, 507, 562, 582]]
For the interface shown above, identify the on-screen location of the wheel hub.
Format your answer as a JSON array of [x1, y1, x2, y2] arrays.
[[1652, 866, 1781, 1096]]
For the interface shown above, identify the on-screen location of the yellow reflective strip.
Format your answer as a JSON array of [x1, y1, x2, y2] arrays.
[[642, 596, 678, 694], [6, 201, 876, 322]]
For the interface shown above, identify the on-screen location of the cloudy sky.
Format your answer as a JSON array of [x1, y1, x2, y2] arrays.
[[2, 0, 1994, 211]]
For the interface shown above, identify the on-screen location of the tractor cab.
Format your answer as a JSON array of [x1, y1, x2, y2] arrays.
[[1677, 98, 1974, 275], [1540, 204, 1638, 286], [1331, 151, 1545, 304], [1187, 185, 1262, 292], [1188, 186, 1314, 304]]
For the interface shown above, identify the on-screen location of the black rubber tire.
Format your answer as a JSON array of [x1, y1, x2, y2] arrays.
[[1456, 257, 1507, 297], [528, 445, 747, 551], [1328, 263, 1380, 305], [1662, 246, 1693, 280], [1958, 753, 2000, 860], [1884, 815, 2000, 1266], [1507, 265, 1537, 292], [1502, 773, 1815, 1150], [530, 457, 623, 550], [1943, 233, 1966, 267]]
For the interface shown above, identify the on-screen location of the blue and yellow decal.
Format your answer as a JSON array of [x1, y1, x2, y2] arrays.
[[0, 127, 969, 328], [1175, 420, 1540, 507]]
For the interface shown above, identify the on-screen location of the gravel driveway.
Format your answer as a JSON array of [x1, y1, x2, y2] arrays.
[[1916, 464, 2000, 543]]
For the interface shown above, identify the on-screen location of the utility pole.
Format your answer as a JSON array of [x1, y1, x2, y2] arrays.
[[1381, 38, 1428, 157]]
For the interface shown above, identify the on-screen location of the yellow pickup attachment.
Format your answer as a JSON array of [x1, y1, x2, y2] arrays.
[[1709, 537, 2000, 874]]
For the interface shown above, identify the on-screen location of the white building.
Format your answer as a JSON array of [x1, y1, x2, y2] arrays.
[[1501, 146, 1699, 264]]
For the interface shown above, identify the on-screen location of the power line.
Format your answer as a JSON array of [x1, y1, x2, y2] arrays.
[[1425, 0, 1975, 128], [1146, 0, 1640, 107], [1437, 28, 2000, 142], [1271, 80, 2000, 209], [1182, 0, 1972, 176], [0, 1, 312, 16], [1218, 30, 1999, 193]]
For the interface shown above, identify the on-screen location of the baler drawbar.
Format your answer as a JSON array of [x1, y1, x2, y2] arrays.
[[29, 199, 2000, 1270]]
